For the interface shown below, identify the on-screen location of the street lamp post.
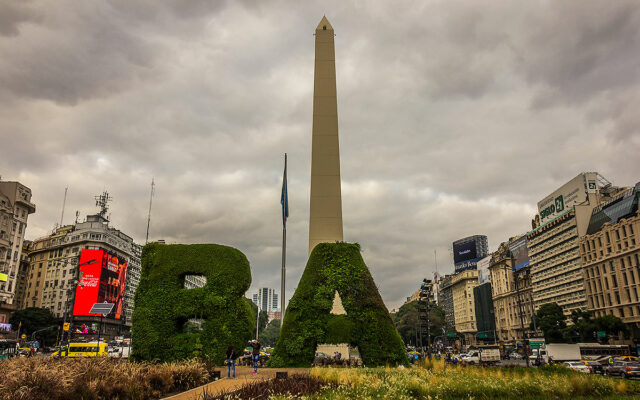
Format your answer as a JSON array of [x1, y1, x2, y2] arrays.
[[59, 258, 96, 346]]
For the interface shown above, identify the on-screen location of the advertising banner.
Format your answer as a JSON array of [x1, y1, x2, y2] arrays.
[[73, 249, 128, 319], [453, 240, 477, 264], [0, 323, 11, 333], [509, 236, 530, 271], [537, 173, 597, 223], [477, 256, 492, 284]]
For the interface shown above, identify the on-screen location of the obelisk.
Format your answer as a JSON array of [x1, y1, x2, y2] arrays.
[[309, 16, 343, 255]]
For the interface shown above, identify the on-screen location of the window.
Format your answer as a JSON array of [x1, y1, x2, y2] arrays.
[[616, 230, 620, 240], [615, 292, 621, 304], [612, 275, 618, 287]]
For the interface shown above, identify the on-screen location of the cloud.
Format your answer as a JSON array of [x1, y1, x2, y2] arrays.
[[1, 0, 639, 310]]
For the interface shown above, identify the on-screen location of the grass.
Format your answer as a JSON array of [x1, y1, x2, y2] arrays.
[[304, 359, 640, 399], [0, 357, 218, 400]]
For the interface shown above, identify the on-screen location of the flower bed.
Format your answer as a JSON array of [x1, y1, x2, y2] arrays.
[[0, 357, 217, 400]]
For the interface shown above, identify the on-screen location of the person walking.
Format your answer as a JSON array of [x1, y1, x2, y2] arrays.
[[226, 345, 236, 378], [252, 340, 261, 374]]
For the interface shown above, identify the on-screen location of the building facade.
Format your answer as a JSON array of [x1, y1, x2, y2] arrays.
[[252, 287, 279, 312], [438, 274, 455, 331], [451, 269, 478, 343], [490, 239, 535, 343], [0, 181, 36, 306], [528, 172, 622, 318], [580, 183, 640, 338], [23, 213, 142, 338]]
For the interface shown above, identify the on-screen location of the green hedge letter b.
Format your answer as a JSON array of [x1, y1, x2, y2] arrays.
[[131, 243, 254, 363]]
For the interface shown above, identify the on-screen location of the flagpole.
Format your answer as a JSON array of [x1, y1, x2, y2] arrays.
[[281, 153, 287, 322]]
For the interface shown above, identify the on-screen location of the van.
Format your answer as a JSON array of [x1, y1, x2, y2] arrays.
[[52, 342, 108, 357]]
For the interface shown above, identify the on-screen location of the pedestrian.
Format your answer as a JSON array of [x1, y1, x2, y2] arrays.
[[226, 345, 236, 378], [252, 340, 261, 374]]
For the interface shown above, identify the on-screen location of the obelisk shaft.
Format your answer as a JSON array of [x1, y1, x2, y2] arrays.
[[309, 16, 343, 255]]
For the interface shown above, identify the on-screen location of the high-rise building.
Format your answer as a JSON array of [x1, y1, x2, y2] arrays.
[[23, 211, 142, 338], [438, 274, 455, 331], [473, 256, 495, 342], [528, 172, 624, 317], [451, 269, 479, 343], [452, 235, 488, 273], [252, 287, 279, 312], [308, 16, 343, 255], [489, 238, 535, 343], [580, 182, 640, 338], [0, 180, 36, 306]]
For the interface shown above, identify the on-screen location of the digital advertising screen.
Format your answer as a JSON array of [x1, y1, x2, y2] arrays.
[[73, 249, 128, 319], [0, 323, 11, 333], [453, 240, 477, 264], [509, 236, 530, 271]]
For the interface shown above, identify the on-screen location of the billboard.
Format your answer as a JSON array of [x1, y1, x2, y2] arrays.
[[509, 236, 530, 271], [477, 256, 492, 284], [0, 323, 11, 333], [453, 240, 477, 264], [537, 173, 598, 224], [73, 249, 128, 319]]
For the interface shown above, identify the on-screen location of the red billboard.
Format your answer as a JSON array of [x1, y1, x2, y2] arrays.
[[73, 249, 128, 319]]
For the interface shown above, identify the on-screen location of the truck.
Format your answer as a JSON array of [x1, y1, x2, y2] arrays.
[[461, 348, 501, 365], [530, 344, 581, 364]]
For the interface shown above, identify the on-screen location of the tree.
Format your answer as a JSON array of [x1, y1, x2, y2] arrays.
[[9, 307, 58, 345], [563, 310, 595, 343], [259, 311, 269, 333], [594, 314, 628, 340], [260, 319, 281, 346], [532, 303, 566, 343], [392, 300, 445, 347]]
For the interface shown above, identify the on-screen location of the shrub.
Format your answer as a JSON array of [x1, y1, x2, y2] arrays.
[[131, 243, 255, 364], [270, 243, 408, 367]]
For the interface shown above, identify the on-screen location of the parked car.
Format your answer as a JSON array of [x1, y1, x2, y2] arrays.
[[562, 361, 590, 373], [605, 361, 640, 379], [578, 360, 604, 374]]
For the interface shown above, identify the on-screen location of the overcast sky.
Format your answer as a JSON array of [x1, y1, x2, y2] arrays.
[[1, 1, 639, 310]]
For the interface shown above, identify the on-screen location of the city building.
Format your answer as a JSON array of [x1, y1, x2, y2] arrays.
[[13, 240, 33, 310], [528, 172, 623, 318], [24, 209, 142, 338], [252, 287, 279, 312], [453, 235, 488, 273], [580, 182, 640, 338], [0, 180, 36, 306], [451, 269, 479, 343], [405, 289, 420, 304], [473, 256, 495, 342], [490, 238, 535, 343], [438, 274, 455, 331]]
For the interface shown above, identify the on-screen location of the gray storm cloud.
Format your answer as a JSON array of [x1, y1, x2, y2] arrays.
[[1, 0, 639, 310]]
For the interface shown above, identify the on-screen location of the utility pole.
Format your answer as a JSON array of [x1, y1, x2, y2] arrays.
[[145, 178, 155, 244], [60, 187, 68, 226]]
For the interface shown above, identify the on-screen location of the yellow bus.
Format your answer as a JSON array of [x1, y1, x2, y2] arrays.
[[52, 342, 108, 357]]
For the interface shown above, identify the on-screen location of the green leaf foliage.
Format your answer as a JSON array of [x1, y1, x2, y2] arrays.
[[131, 243, 255, 364], [269, 243, 408, 367], [9, 307, 58, 345]]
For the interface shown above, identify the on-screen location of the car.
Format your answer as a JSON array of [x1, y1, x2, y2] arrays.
[[578, 360, 604, 374], [562, 361, 590, 373], [605, 361, 640, 379], [509, 352, 523, 360], [615, 356, 639, 362]]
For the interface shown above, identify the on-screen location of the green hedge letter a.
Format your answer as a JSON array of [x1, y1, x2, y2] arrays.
[[131, 243, 254, 363]]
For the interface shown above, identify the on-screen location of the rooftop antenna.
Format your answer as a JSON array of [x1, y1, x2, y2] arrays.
[[94, 191, 112, 220], [434, 249, 438, 281], [60, 187, 68, 226], [145, 178, 155, 244]]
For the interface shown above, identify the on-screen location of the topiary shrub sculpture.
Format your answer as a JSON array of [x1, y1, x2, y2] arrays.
[[131, 243, 254, 363], [270, 242, 408, 367]]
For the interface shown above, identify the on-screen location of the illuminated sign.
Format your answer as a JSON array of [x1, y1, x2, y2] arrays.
[[73, 249, 128, 319]]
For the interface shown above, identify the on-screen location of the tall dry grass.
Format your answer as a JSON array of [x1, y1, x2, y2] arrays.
[[0, 357, 215, 400], [309, 360, 640, 399]]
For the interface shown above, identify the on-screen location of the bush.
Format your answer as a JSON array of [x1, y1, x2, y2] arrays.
[[0, 357, 215, 400], [270, 243, 408, 367], [131, 243, 255, 364]]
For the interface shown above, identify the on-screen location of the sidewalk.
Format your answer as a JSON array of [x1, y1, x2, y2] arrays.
[[163, 366, 308, 400]]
